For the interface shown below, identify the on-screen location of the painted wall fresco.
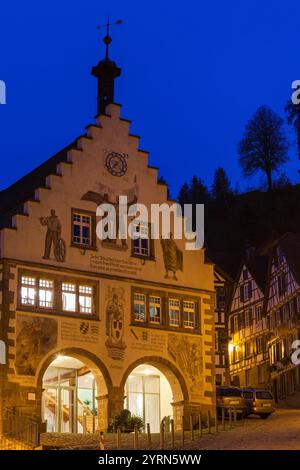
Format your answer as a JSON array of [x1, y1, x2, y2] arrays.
[[15, 315, 58, 376]]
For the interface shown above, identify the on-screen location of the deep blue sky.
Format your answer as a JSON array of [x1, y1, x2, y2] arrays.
[[0, 0, 299, 198]]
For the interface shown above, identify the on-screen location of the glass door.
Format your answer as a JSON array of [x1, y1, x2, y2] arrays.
[[59, 386, 76, 433], [43, 387, 58, 432], [144, 376, 160, 433]]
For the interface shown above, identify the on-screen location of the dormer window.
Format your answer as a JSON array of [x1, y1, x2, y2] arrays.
[[243, 269, 248, 281]]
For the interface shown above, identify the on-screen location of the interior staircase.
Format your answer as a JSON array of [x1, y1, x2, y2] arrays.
[[44, 391, 95, 433]]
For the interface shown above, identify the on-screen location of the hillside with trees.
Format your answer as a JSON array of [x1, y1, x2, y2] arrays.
[[175, 100, 300, 278]]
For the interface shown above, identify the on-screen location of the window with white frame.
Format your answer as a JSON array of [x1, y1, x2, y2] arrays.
[[62, 283, 76, 312], [256, 336, 264, 353], [149, 296, 161, 323], [79, 285, 94, 314], [183, 301, 196, 328], [21, 276, 36, 306], [245, 341, 251, 357], [72, 212, 92, 246], [245, 309, 251, 327], [39, 279, 54, 308], [233, 315, 239, 332], [133, 293, 146, 322], [132, 222, 151, 257], [169, 299, 180, 327], [256, 304, 262, 322]]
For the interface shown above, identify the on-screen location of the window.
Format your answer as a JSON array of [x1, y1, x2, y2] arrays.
[[256, 336, 264, 353], [240, 280, 252, 302], [243, 269, 248, 281], [20, 273, 96, 316], [276, 308, 283, 325], [278, 272, 287, 297], [39, 279, 54, 308], [21, 276, 36, 306], [62, 283, 76, 312], [132, 291, 198, 331], [233, 315, 239, 333], [283, 303, 290, 322], [133, 293, 146, 322], [61, 282, 95, 315], [232, 346, 239, 363], [216, 287, 226, 309], [245, 341, 251, 358], [132, 223, 153, 258], [245, 369, 251, 386], [72, 212, 93, 247], [183, 301, 196, 328], [149, 296, 161, 324], [256, 305, 262, 322], [245, 310, 251, 327], [79, 285, 94, 314], [169, 299, 180, 326], [245, 281, 252, 300], [242, 391, 253, 399]]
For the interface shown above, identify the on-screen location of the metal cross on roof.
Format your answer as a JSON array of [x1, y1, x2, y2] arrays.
[[97, 18, 123, 58]]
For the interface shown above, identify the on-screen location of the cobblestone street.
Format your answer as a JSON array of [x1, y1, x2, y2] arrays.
[[40, 409, 300, 450], [188, 409, 300, 450]]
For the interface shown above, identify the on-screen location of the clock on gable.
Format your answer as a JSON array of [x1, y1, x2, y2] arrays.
[[105, 151, 128, 177]]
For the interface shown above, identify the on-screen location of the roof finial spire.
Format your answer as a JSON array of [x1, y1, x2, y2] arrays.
[[97, 18, 123, 59], [93, 18, 123, 115]]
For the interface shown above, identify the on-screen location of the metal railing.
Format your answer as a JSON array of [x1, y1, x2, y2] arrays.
[[1, 407, 40, 449]]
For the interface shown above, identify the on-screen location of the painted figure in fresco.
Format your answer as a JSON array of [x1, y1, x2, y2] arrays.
[[15, 317, 57, 376], [105, 288, 126, 360], [106, 291, 124, 342], [40, 209, 66, 261], [160, 233, 183, 280], [168, 335, 203, 392]]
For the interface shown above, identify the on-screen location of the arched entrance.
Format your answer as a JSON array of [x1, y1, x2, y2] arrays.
[[122, 358, 187, 433], [39, 350, 110, 433]]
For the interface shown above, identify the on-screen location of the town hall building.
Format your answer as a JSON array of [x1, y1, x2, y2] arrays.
[[0, 30, 215, 437]]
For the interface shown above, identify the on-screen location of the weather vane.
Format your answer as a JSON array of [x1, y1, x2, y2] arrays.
[[97, 18, 123, 58]]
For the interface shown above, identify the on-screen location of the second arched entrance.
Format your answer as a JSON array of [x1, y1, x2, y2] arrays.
[[122, 358, 187, 433]]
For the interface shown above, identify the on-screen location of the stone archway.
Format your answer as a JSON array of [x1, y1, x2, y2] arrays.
[[37, 348, 112, 432], [120, 356, 189, 431]]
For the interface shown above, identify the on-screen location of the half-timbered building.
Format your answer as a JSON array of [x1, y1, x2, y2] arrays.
[[213, 265, 232, 386], [228, 252, 269, 388], [265, 233, 300, 403]]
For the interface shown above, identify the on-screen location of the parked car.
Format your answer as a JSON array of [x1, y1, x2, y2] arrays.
[[241, 388, 275, 419], [216, 386, 247, 418]]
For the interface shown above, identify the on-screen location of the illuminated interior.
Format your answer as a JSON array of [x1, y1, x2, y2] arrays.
[[124, 364, 173, 433], [42, 355, 98, 433]]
